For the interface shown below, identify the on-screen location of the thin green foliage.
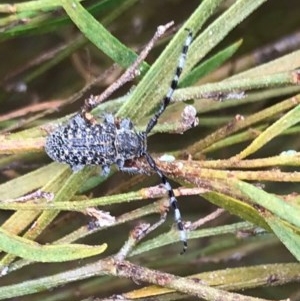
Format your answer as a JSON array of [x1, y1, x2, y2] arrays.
[[0, 0, 300, 300]]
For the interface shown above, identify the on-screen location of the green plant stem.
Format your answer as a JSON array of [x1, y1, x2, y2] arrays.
[[0, 256, 281, 301], [0, 187, 155, 211], [0, 0, 84, 13], [175, 69, 300, 102], [234, 102, 300, 159], [187, 95, 300, 154], [192, 153, 300, 169], [157, 160, 300, 183]]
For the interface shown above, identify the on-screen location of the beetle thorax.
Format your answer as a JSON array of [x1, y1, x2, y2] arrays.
[[115, 125, 147, 160]]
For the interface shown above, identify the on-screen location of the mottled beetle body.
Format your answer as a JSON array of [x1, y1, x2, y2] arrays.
[[45, 113, 146, 174], [45, 28, 193, 253]]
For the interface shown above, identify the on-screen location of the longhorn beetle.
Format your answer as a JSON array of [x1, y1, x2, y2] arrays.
[[45, 26, 193, 253]]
